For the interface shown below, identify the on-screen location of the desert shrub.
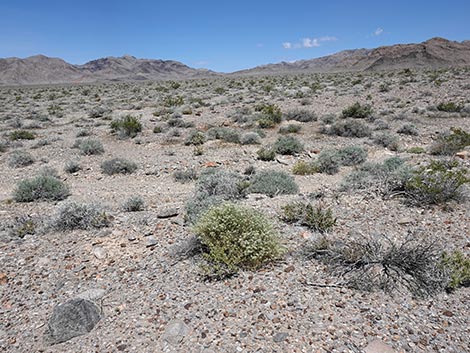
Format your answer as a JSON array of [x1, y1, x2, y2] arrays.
[[51, 202, 109, 230], [284, 109, 317, 122], [316, 149, 341, 175], [373, 119, 390, 130], [429, 128, 470, 155], [279, 124, 301, 134], [407, 147, 426, 154], [341, 157, 411, 195], [373, 132, 400, 151], [122, 195, 145, 212], [0, 140, 9, 152], [194, 203, 284, 278], [9, 214, 38, 238], [436, 102, 463, 113], [14, 175, 70, 202], [308, 235, 448, 297], [173, 168, 198, 183], [240, 132, 261, 145], [206, 127, 240, 143], [247, 170, 299, 197], [64, 160, 81, 174], [404, 159, 469, 205], [110, 115, 142, 138], [10, 130, 35, 141], [257, 118, 276, 129], [274, 136, 304, 155], [336, 146, 367, 166], [441, 251, 470, 291], [325, 119, 371, 138], [8, 150, 35, 168], [101, 158, 137, 175], [257, 147, 276, 161], [282, 201, 336, 233], [74, 138, 104, 155], [185, 130, 206, 146], [292, 160, 317, 175], [185, 169, 246, 224], [397, 123, 418, 136], [153, 124, 166, 133], [341, 102, 373, 119], [254, 104, 282, 124], [167, 116, 194, 128]]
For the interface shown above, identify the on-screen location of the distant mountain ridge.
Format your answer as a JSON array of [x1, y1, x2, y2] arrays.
[[1, 37, 469, 85]]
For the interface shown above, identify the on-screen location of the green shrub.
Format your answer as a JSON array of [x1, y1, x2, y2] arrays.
[[9, 214, 38, 238], [274, 136, 304, 155], [14, 175, 70, 202], [194, 203, 284, 278], [247, 170, 299, 197], [292, 160, 318, 175], [122, 196, 145, 212], [325, 119, 372, 138], [336, 146, 367, 166], [10, 130, 35, 141], [51, 202, 109, 230], [8, 150, 35, 168], [185, 130, 206, 146], [257, 147, 276, 161], [436, 102, 463, 113], [284, 109, 317, 122], [206, 127, 240, 143], [282, 201, 336, 233], [254, 104, 282, 124], [279, 124, 301, 134], [429, 128, 470, 155], [101, 158, 138, 175], [74, 138, 104, 155], [441, 251, 470, 291], [407, 147, 426, 154], [341, 102, 373, 119], [173, 168, 198, 183], [110, 115, 142, 138], [405, 159, 469, 205], [64, 160, 81, 173], [373, 132, 400, 151], [316, 149, 341, 175], [397, 123, 418, 136], [240, 132, 261, 145]]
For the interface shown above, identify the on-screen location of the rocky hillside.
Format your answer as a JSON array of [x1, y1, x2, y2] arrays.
[[0, 55, 217, 85], [235, 37, 470, 75]]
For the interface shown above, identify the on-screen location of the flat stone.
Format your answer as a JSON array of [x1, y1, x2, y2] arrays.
[[44, 299, 101, 345], [364, 339, 396, 353], [397, 217, 413, 225], [92, 246, 107, 259], [273, 332, 288, 342], [146, 236, 158, 248], [76, 288, 107, 302], [162, 320, 190, 345], [157, 208, 179, 219]]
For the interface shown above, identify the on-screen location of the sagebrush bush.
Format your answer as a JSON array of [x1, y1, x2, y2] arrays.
[[110, 115, 142, 138], [292, 160, 318, 175], [436, 102, 463, 113], [206, 127, 241, 144], [405, 159, 469, 205], [14, 175, 70, 202], [282, 201, 336, 233], [325, 119, 372, 138], [101, 158, 137, 175], [8, 150, 35, 168], [373, 132, 400, 151], [10, 130, 35, 141], [173, 168, 198, 183], [341, 102, 373, 119], [316, 149, 341, 175], [240, 132, 261, 145], [279, 124, 301, 134], [441, 251, 470, 291], [122, 195, 145, 212], [284, 109, 317, 122], [397, 123, 419, 136], [9, 214, 38, 238], [274, 136, 304, 155], [247, 170, 299, 197], [336, 146, 367, 166], [257, 147, 276, 161], [51, 202, 109, 230], [74, 138, 104, 155], [429, 128, 470, 155], [64, 160, 81, 174], [254, 104, 282, 125], [194, 203, 284, 278]]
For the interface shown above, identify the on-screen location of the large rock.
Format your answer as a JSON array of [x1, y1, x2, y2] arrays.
[[364, 339, 396, 353], [44, 299, 101, 345]]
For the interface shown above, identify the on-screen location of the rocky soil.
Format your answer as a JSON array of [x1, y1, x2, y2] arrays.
[[0, 68, 469, 352]]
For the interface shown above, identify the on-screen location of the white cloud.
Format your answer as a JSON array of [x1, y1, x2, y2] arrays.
[[282, 42, 292, 49], [374, 28, 384, 36], [283, 35, 337, 49]]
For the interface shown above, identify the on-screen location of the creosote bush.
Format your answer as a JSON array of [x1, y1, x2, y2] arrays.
[[436, 102, 463, 113], [282, 201, 336, 233], [14, 174, 70, 202], [194, 203, 284, 278], [101, 158, 137, 175], [247, 170, 298, 197], [341, 102, 373, 119], [441, 251, 470, 291], [10, 130, 36, 141], [51, 202, 110, 230], [110, 115, 142, 138]]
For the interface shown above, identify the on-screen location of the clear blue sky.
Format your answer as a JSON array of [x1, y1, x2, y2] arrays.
[[1, 0, 469, 72]]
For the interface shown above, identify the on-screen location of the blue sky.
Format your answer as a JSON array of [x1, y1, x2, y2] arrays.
[[1, 0, 469, 72]]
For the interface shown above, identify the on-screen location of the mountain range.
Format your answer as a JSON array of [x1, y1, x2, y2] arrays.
[[1, 37, 469, 85]]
